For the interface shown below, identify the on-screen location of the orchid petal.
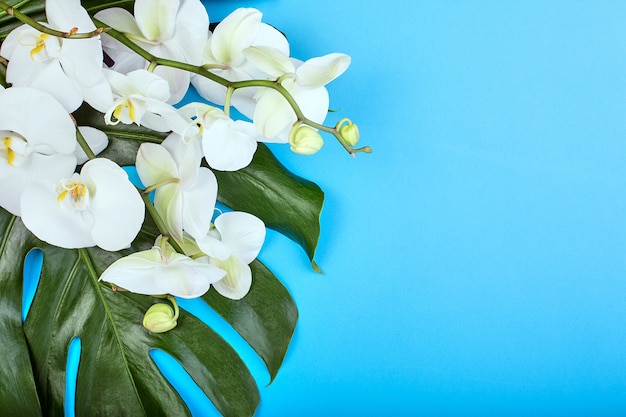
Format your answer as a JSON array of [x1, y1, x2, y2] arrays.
[[296, 53, 351, 89], [154, 182, 184, 241], [134, 0, 180, 41], [253, 87, 296, 139], [156, 258, 224, 298], [210, 8, 261, 65], [82, 159, 145, 251], [123, 69, 171, 101], [196, 234, 232, 261], [211, 255, 252, 300], [180, 167, 217, 240], [5, 47, 82, 112], [293, 86, 330, 125], [95, 8, 144, 37], [0, 87, 76, 153], [254, 23, 290, 56], [243, 45, 294, 78], [136, 143, 178, 187], [202, 119, 257, 171], [162, 133, 202, 184], [214, 211, 265, 264], [152, 52, 191, 104], [170, 0, 209, 65], [45, 0, 96, 32]]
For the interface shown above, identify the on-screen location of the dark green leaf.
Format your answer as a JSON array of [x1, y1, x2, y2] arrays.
[[215, 144, 325, 271], [0, 210, 42, 416], [203, 260, 298, 382], [15, 220, 259, 417]]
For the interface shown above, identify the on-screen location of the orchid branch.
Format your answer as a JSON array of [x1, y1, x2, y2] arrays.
[[91, 18, 371, 156]]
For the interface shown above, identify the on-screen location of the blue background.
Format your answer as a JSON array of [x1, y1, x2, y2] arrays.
[[51, 0, 626, 415], [180, 0, 626, 416]]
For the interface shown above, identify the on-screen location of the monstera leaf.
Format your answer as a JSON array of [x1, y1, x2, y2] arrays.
[[0, 102, 323, 415], [0, 211, 260, 416]]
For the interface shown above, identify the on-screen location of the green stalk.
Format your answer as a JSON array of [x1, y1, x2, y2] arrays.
[[138, 190, 184, 254], [0, 0, 106, 38]]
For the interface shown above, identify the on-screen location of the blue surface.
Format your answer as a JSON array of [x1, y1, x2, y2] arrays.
[[22, 0, 626, 415], [198, 1, 626, 416]]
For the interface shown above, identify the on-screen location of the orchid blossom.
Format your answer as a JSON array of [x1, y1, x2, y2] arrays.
[[194, 211, 266, 300], [0, 0, 113, 112], [177, 103, 259, 171], [0, 87, 77, 216], [20, 158, 145, 251], [191, 7, 289, 115], [135, 135, 217, 242], [95, 0, 209, 104], [99, 236, 226, 298], [103, 69, 185, 132], [246, 50, 351, 142]]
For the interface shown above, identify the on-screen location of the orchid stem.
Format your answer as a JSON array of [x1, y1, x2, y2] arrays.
[[75, 127, 97, 160], [0, 1, 106, 38], [166, 295, 179, 321], [138, 190, 184, 254]]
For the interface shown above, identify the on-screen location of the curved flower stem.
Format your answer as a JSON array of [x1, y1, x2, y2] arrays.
[[166, 295, 179, 321], [0, 0, 28, 18], [91, 18, 371, 156], [75, 127, 97, 160], [138, 190, 184, 254], [0, 1, 106, 38], [0, 7, 370, 155]]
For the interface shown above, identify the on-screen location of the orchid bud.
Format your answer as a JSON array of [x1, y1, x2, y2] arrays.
[[288, 124, 324, 155], [336, 118, 360, 146], [143, 302, 178, 333]]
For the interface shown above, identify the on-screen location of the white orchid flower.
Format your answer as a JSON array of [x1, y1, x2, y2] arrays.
[[135, 135, 217, 242], [246, 51, 351, 142], [103, 69, 182, 132], [99, 236, 226, 298], [177, 103, 258, 171], [0, 87, 77, 216], [191, 7, 289, 114], [195, 211, 266, 300], [95, 0, 209, 104], [0, 0, 113, 112], [20, 158, 145, 251]]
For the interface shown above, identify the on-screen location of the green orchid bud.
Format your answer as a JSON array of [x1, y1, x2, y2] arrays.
[[336, 118, 360, 146], [143, 301, 178, 333], [288, 124, 324, 155]]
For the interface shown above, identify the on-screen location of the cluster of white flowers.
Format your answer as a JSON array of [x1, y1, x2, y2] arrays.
[[0, 0, 353, 322]]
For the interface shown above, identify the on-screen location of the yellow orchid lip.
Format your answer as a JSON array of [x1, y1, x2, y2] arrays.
[[28, 33, 50, 61], [2, 136, 15, 166]]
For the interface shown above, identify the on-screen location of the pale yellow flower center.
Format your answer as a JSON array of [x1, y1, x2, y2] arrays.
[[57, 180, 90, 210]]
